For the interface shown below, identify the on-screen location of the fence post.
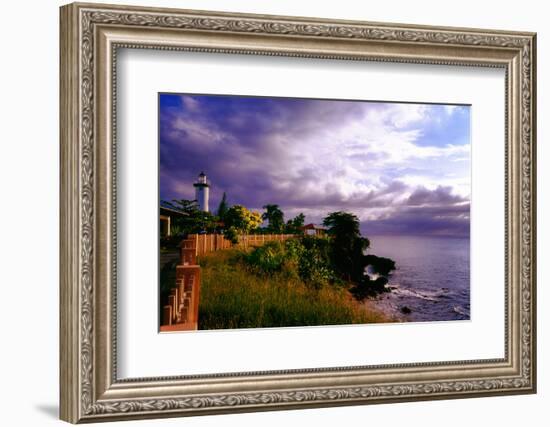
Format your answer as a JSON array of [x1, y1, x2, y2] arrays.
[[162, 305, 172, 326]]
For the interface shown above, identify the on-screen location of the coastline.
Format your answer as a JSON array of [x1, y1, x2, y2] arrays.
[[364, 235, 471, 323], [361, 295, 407, 323], [361, 281, 471, 323]]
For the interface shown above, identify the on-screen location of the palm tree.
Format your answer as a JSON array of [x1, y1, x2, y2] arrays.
[[262, 204, 285, 233]]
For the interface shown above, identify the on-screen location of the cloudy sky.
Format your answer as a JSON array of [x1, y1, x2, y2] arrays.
[[159, 93, 470, 237]]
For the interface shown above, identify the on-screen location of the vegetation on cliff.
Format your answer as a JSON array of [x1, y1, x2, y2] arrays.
[[198, 249, 387, 329]]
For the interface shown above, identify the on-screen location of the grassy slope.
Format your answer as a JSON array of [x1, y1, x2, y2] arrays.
[[198, 249, 387, 330]]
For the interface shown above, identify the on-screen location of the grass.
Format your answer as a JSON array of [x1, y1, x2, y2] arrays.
[[197, 249, 387, 330]]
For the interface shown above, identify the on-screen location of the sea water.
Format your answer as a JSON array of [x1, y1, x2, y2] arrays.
[[367, 235, 470, 322]]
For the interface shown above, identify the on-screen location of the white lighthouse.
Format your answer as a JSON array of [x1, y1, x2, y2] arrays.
[[193, 171, 210, 212]]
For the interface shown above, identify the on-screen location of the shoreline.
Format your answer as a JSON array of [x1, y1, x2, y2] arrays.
[[361, 295, 407, 323], [361, 282, 471, 323]]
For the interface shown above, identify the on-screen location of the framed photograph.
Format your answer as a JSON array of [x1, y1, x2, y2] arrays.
[[60, 2, 537, 423]]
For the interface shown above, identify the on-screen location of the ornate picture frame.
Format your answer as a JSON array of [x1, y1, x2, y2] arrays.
[[60, 2, 536, 423]]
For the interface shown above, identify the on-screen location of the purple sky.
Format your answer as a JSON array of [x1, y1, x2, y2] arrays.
[[159, 93, 470, 237]]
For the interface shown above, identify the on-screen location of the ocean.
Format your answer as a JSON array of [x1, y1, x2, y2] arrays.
[[366, 235, 470, 322]]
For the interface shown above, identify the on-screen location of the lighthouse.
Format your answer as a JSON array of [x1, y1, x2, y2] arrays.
[[193, 171, 210, 212]]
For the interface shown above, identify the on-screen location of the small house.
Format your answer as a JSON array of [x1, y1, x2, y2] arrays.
[[160, 201, 188, 237], [300, 223, 327, 237]]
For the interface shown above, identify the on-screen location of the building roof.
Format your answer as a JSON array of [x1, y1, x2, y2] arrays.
[[159, 201, 189, 217], [300, 223, 327, 230]]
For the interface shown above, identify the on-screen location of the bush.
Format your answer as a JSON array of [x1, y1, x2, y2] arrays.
[[244, 241, 287, 274], [242, 237, 338, 289], [295, 236, 334, 288], [239, 231, 395, 298], [223, 226, 240, 245]]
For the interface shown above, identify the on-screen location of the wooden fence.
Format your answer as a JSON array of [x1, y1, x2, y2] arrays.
[[189, 233, 296, 256]]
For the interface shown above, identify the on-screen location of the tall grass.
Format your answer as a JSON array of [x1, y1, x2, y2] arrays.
[[198, 249, 386, 330]]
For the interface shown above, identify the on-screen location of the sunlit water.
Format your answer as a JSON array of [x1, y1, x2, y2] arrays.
[[366, 235, 470, 322]]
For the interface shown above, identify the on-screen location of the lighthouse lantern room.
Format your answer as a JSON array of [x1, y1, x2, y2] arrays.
[[193, 171, 210, 212]]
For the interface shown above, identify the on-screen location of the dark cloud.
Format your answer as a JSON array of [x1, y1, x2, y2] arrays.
[[362, 203, 470, 238], [406, 185, 466, 206], [159, 94, 470, 237], [159, 94, 364, 207]]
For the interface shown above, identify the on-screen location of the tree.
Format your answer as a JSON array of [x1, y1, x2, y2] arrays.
[[322, 211, 396, 297], [162, 199, 218, 235], [223, 226, 240, 245], [262, 204, 285, 233], [285, 213, 305, 234], [323, 211, 362, 240], [217, 192, 229, 222], [225, 205, 263, 234], [322, 211, 370, 281], [164, 199, 199, 214]]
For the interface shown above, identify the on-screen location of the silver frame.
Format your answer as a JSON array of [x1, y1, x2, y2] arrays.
[[60, 2, 536, 423]]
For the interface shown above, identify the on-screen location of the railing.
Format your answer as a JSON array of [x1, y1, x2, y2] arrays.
[[190, 233, 295, 256], [160, 236, 201, 332]]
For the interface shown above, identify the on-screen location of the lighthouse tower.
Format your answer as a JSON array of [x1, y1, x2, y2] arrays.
[[193, 171, 210, 212]]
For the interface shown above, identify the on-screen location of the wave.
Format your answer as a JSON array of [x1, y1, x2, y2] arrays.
[[390, 285, 444, 302], [452, 305, 470, 317]]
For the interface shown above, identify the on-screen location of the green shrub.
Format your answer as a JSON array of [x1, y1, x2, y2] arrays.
[[296, 236, 335, 288], [223, 226, 240, 245], [244, 241, 287, 274], [241, 237, 339, 289]]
